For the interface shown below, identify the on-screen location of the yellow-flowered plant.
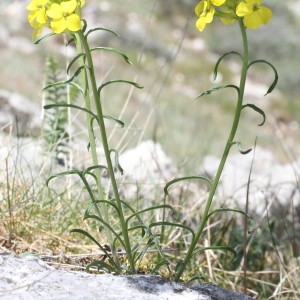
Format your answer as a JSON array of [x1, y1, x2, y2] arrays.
[[173, 0, 277, 282], [26, 0, 278, 283], [26, 0, 85, 40], [195, 0, 272, 31]]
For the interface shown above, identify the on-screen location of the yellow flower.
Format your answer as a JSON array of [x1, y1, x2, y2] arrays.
[[219, 0, 238, 25], [46, 0, 81, 34], [26, 0, 49, 25], [30, 18, 44, 40], [195, 0, 226, 31], [236, 0, 272, 29]]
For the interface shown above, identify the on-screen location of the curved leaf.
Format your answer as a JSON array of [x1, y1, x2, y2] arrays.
[[230, 141, 252, 155], [207, 208, 254, 233], [67, 53, 86, 74], [81, 19, 88, 34], [83, 165, 108, 177], [46, 169, 83, 187], [90, 47, 132, 65], [175, 260, 185, 273], [247, 60, 278, 95], [86, 260, 119, 274], [164, 176, 212, 196], [213, 51, 242, 81], [134, 238, 155, 267], [86, 27, 121, 39], [44, 103, 99, 124], [126, 204, 175, 226], [149, 221, 195, 240], [34, 32, 56, 44], [192, 246, 238, 261], [242, 103, 266, 126], [83, 213, 126, 249], [150, 259, 170, 274], [85, 200, 119, 219], [98, 80, 143, 95], [46, 169, 96, 202], [70, 228, 117, 267], [109, 149, 123, 175], [196, 84, 239, 99], [103, 115, 124, 127], [41, 65, 88, 95]]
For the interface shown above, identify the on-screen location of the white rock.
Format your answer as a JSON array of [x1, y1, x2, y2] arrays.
[[199, 146, 300, 216]]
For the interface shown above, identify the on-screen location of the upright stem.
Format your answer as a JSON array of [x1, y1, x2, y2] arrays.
[[174, 18, 249, 281], [76, 30, 135, 273]]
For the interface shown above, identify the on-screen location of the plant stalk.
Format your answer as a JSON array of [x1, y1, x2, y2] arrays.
[[76, 30, 135, 273], [174, 18, 249, 281]]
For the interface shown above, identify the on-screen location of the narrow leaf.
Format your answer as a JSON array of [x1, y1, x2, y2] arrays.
[[103, 115, 124, 127], [192, 246, 238, 261], [164, 176, 212, 196], [67, 53, 86, 74], [90, 47, 132, 64], [44, 103, 99, 124], [150, 260, 170, 274], [46, 169, 83, 186], [242, 103, 266, 126], [86, 260, 119, 274], [34, 33, 56, 44], [196, 84, 239, 99], [207, 208, 254, 233], [230, 141, 252, 155], [149, 221, 195, 240], [98, 80, 143, 95], [247, 60, 278, 95], [41, 65, 88, 95], [214, 51, 242, 81], [86, 27, 121, 39], [110, 149, 123, 175]]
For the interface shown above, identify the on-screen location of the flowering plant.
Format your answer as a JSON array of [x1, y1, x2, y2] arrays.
[[27, 0, 85, 40], [26, 0, 278, 284], [169, 0, 278, 281], [195, 0, 272, 31]]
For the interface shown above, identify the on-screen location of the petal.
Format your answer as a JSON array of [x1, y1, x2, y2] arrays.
[[26, 2, 38, 10], [46, 3, 63, 18], [236, 2, 253, 16], [80, 0, 85, 7], [195, 1, 205, 17], [28, 11, 37, 24], [196, 17, 207, 31], [51, 18, 67, 33], [36, 9, 47, 24], [204, 7, 215, 23], [211, 0, 226, 6], [258, 6, 272, 24], [243, 12, 261, 29], [66, 14, 81, 32], [32, 26, 42, 40], [61, 0, 77, 14]]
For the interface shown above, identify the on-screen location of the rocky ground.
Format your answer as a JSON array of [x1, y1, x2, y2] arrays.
[[0, 252, 254, 300]]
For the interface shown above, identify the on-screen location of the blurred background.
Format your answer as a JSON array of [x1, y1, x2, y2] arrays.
[[1, 0, 300, 172]]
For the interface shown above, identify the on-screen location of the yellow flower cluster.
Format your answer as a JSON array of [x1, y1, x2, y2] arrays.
[[195, 0, 272, 31], [26, 0, 85, 40]]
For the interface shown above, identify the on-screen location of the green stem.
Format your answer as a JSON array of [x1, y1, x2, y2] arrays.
[[73, 34, 120, 268], [174, 18, 249, 281], [73, 35, 105, 203], [76, 30, 135, 274]]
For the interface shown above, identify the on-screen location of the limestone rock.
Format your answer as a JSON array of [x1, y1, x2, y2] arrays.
[[0, 253, 254, 300]]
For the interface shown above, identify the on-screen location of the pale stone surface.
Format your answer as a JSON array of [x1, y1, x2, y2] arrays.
[[199, 146, 300, 216], [0, 253, 253, 300]]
